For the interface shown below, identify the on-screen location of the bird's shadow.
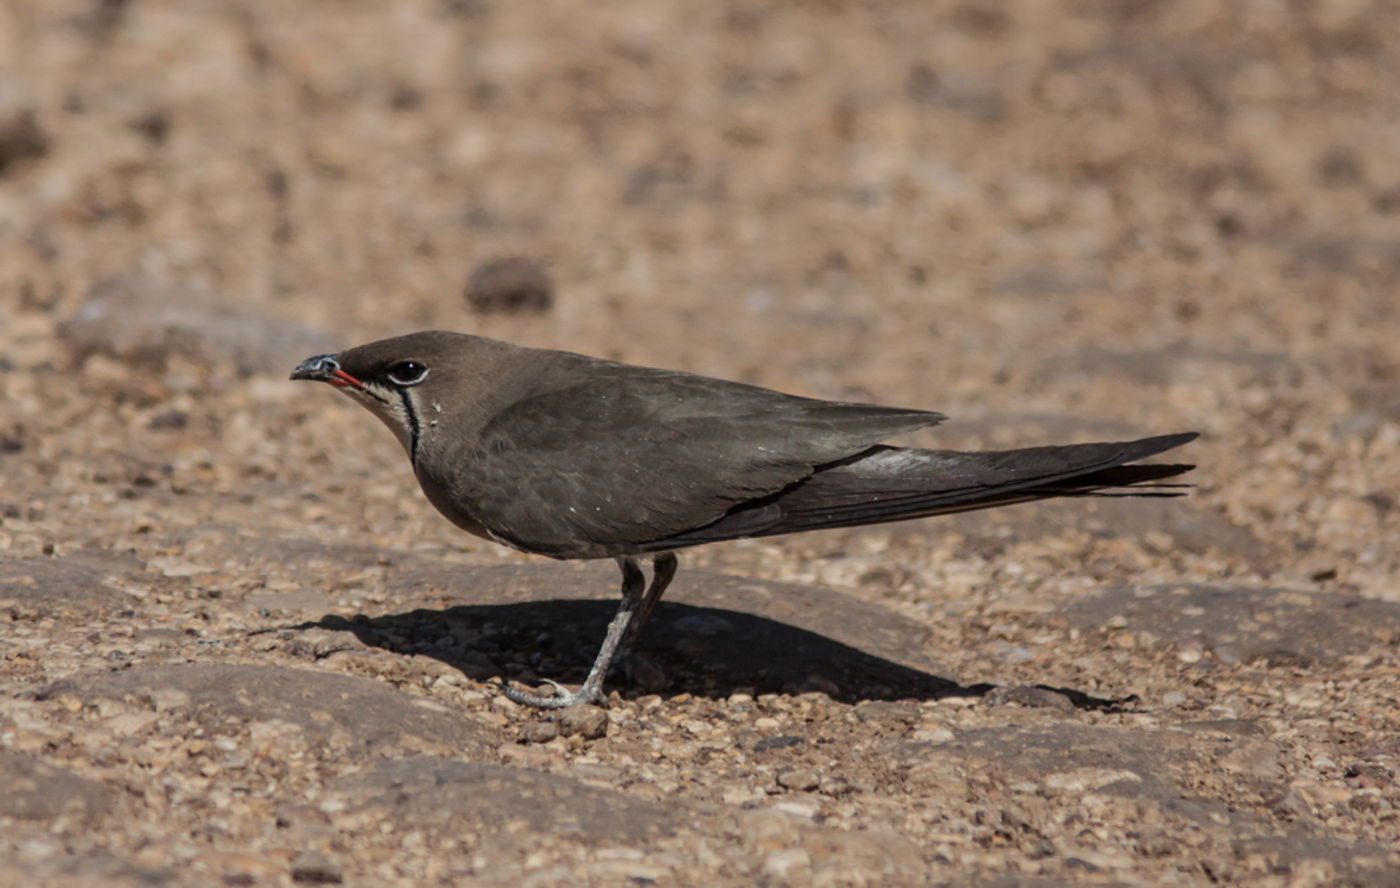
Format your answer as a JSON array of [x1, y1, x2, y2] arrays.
[[297, 599, 1128, 711]]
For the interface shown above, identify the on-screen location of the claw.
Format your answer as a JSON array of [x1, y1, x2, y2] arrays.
[[539, 677, 571, 695]]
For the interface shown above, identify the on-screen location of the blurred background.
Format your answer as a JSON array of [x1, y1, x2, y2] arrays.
[[3, 0, 1396, 593], [3, 3, 1400, 883]]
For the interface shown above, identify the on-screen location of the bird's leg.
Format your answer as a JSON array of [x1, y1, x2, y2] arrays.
[[500, 556, 647, 709], [615, 552, 678, 668]]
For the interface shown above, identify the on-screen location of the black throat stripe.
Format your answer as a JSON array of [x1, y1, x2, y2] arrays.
[[398, 389, 421, 467]]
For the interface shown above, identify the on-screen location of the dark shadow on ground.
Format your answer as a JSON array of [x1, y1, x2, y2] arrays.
[[296, 600, 1129, 710]]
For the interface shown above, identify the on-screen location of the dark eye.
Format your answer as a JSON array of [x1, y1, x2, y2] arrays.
[[385, 360, 429, 386]]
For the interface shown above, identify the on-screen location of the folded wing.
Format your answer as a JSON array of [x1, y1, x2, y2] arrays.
[[642, 432, 1198, 550]]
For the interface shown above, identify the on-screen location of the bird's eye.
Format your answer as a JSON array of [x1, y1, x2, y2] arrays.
[[385, 360, 430, 386]]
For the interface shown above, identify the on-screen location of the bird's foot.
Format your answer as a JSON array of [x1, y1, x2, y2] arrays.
[[497, 678, 605, 710]]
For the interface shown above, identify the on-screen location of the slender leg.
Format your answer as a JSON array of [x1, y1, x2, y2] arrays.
[[616, 552, 678, 665], [501, 556, 647, 709]]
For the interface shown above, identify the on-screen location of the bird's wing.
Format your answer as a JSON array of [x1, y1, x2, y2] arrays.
[[456, 362, 944, 557], [645, 433, 1199, 549]]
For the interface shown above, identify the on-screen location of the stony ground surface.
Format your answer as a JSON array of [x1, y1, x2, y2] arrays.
[[3, 1, 1400, 885]]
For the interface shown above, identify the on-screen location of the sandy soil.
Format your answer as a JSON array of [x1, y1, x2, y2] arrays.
[[2, 1, 1399, 885]]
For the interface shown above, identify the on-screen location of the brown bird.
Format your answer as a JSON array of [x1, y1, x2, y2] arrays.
[[292, 331, 1196, 708]]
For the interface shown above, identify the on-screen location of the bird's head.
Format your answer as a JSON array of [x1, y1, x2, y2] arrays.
[[292, 332, 474, 462]]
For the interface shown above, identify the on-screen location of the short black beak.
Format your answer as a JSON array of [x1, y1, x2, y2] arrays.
[[291, 354, 339, 382], [291, 354, 365, 389]]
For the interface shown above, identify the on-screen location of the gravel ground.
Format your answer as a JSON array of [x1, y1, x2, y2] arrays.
[[3, 1, 1399, 885]]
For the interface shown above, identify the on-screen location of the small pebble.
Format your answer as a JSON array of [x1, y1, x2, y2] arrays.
[[290, 851, 343, 885], [777, 768, 820, 791], [521, 720, 558, 744], [557, 704, 609, 739]]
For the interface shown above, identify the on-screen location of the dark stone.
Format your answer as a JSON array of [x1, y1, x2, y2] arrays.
[[0, 108, 48, 175], [465, 257, 553, 314], [983, 685, 1076, 713], [148, 410, 188, 430], [755, 735, 805, 752], [128, 109, 171, 145]]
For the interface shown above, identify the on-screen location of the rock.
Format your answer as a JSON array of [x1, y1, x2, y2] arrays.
[[754, 735, 805, 752], [328, 758, 683, 845], [38, 663, 498, 760], [1345, 762, 1392, 789], [0, 751, 117, 821], [59, 270, 336, 376], [983, 685, 1076, 713], [290, 851, 343, 885], [762, 848, 811, 881], [1136, 832, 1179, 857], [854, 700, 921, 724], [1220, 739, 1286, 781], [557, 703, 608, 739], [1061, 584, 1400, 664], [777, 768, 820, 791], [521, 719, 558, 744], [0, 549, 143, 618], [0, 103, 48, 176], [465, 257, 554, 314], [0, 852, 175, 888]]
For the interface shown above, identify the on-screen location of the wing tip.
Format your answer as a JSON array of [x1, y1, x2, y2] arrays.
[[1127, 431, 1199, 460]]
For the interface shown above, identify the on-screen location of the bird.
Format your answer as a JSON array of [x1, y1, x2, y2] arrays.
[[292, 331, 1196, 709]]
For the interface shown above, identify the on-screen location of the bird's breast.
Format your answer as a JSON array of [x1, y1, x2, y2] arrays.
[[413, 462, 494, 542]]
